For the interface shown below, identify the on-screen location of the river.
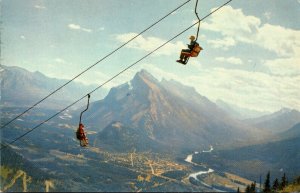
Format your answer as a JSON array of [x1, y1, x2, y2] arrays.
[[188, 168, 214, 180], [185, 145, 214, 181], [184, 146, 235, 192]]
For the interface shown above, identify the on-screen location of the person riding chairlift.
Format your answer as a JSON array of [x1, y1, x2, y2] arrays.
[[76, 123, 88, 146], [176, 35, 203, 65]]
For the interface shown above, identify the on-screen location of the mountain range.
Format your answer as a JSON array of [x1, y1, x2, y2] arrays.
[[245, 108, 300, 134], [2, 66, 298, 151], [85, 70, 269, 152], [0, 65, 106, 109], [216, 99, 271, 120], [1, 65, 299, 191], [279, 122, 300, 140]]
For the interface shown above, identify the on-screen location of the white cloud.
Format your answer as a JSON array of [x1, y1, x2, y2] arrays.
[[81, 28, 92, 33], [115, 33, 185, 56], [263, 57, 300, 76], [256, 24, 300, 57], [34, 5, 46, 9], [68, 24, 81, 30], [68, 24, 92, 33], [20, 35, 26, 40], [202, 6, 261, 43], [184, 66, 300, 112], [207, 37, 236, 50], [215, 57, 243, 65], [54, 58, 66, 64], [203, 6, 300, 57]]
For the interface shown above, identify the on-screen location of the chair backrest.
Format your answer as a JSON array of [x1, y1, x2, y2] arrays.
[[76, 130, 82, 140], [190, 44, 203, 57]]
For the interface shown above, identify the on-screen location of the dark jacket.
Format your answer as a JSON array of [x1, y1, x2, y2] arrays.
[[188, 40, 198, 50]]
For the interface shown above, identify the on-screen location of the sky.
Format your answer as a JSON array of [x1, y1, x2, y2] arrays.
[[1, 0, 300, 113]]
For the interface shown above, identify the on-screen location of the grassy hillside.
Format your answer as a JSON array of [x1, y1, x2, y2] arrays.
[[0, 146, 60, 192], [283, 184, 300, 192], [282, 176, 300, 192]]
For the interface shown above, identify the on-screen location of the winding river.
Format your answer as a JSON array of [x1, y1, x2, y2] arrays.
[[184, 146, 231, 192], [185, 145, 214, 181], [188, 168, 214, 180]]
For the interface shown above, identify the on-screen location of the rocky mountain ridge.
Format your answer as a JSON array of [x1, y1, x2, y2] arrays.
[[0, 65, 104, 109], [86, 70, 268, 151]]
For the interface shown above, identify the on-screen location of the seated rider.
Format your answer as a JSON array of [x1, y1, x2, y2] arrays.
[[176, 35, 200, 64], [76, 123, 88, 146]]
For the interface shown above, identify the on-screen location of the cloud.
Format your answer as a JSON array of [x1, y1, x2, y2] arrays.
[[115, 33, 185, 56], [263, 57, 300, 76], [34, 5, 46, 9], [202, 6, 261, 43], [202, 6, 300, 57], [81, 28, 92, 33], [184, 66, 300, 112], [54, 58, 66, 64], [68, 24, 81, 30], [20, 35, 26, 40], [256, 24, 300, 57], [68, 24, 92, 33], [215, 57, 243, 65], [207, 37, 236, 50]]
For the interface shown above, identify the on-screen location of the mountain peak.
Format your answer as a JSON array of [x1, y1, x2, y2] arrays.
[[111, 121, 123, 129], [132, 69, 159, 84], [272, 107, 300, 117], [136, 69, 154, 77], [130, 69, 161, 95], [278, 107, 292, 114]]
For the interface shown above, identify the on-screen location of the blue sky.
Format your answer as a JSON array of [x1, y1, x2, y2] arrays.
[[1, 0, 300, 112]]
